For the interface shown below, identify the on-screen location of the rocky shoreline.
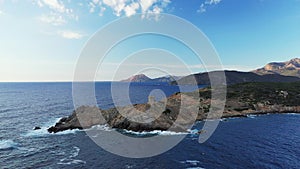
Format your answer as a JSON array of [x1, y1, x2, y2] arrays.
[[48, 82, 300, 133]]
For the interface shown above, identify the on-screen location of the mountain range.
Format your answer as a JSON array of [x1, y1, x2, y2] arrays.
[[253, 58, 300, 77], [121, 74, 182, 83], [121, 58, 300, 85]]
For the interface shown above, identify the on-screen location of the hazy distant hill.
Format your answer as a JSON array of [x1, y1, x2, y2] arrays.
[[253, 58, 300, 77], [151, 75, 182, 82], [170, 70, 300, 85], [121, 74, 182, 83], [122, 58, 300, 85], [121, 74, 152, 82]]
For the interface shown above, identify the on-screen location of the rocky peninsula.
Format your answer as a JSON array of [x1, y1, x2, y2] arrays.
[[48, 82, 300, 133]]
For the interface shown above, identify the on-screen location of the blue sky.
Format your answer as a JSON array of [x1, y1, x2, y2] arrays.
[[1, 0, 300, 81]]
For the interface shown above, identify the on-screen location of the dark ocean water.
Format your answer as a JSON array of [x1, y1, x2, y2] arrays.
[[0, 82, 299, 169]]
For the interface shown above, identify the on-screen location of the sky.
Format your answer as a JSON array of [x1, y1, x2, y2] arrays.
[[1, 0, 300, 82]]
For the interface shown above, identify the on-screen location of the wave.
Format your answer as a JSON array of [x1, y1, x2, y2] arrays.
[[57, 146, 86, 165], [23, 127, 79, 137], [121, 129, 188, 136], [57, 159, 86, 165], [70, 146, 80, 158], [87, 125, 195, 136], [181, 160, 200, 165], [0, 140, 18, 150], [246, 114, 258, 118], [22, 118, 79, 138], [84, 125, 114, 138], [0, 91, 24, 94], [85, 124, 189, 135], [187, 129, 200, 135], [85, 124, 113, 132], [203, 119, 223, 122], [220, 117, 242, 121], [180, 160, 205, 169], [0, 106, 30, 114], [287, 113, 300, 115]]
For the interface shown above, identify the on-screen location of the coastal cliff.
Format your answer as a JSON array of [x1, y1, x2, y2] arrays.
[[48, 82, 300, 133]]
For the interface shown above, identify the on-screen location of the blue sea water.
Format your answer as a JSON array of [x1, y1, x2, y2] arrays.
[[0, 82, 299, 169]]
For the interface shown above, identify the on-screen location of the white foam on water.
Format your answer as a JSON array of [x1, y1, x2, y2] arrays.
[[84, 124, 114, 138], [247, 114, 258, 118], [125, 164, 134, 169], [57, 159, 86, 165], [222, 117, 239, 121], [86, 125, 190, 136], [57, 146, 86, 165], [288, 113, 300, 115], [22, 118, 79, 137], [70, 146, 80, 158], [156, 130, 188, 135], [203, 119, 223, 122], [85, 124, 113, 132], [122, 129, 188, 136], [0, 139, 18, 150], [187, 129, 199, 135], [180, 160, 205, 169], [185, 160, 200, 166]]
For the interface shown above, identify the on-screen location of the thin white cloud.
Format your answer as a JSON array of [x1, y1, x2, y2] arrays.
[[34, 0, 77, 25], [32, 0, 170, 27], [89, 1, 97, 13], [57, 30, 84, 39], [139, 0, 157, 13], [39, 12, 66, 26], [102, 0, 127, 16], [35, 0, 74, 15], [88, 0, 106, 16], [99, 6, 106, 16], [198, 4, 206, 13], [33, 0, 170, 26], [205, 0, 221, 5], [36, 0, 44, 7], [92, 0, 100, 4], [90, 0, 171, 18], [161, 0, 171, 8], [198, 0, 222, 13], [0, 10, 3, 15], [124, 2, 139, 17], [37, 0, 66, 13]]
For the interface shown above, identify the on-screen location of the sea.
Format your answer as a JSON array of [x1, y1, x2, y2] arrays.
[[0, 82, 299, 169]]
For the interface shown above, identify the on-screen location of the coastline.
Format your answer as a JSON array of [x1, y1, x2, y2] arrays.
[[48, 82, 300, 133], [48, 106, 300, 134], [219, 106, 300, 119]]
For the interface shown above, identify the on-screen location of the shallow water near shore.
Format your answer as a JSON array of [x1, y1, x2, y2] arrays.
[[0, 82, 299, 169]]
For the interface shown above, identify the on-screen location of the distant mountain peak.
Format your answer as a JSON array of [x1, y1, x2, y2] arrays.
[[120, 74, 182, 83], [290, 58, 300, 62], [287, 58, 300, 67], [253, 58, 300, 77], [121, 74, 151, 82]]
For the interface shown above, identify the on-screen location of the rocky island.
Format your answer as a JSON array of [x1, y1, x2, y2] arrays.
[[48, 82, 300, 133]]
